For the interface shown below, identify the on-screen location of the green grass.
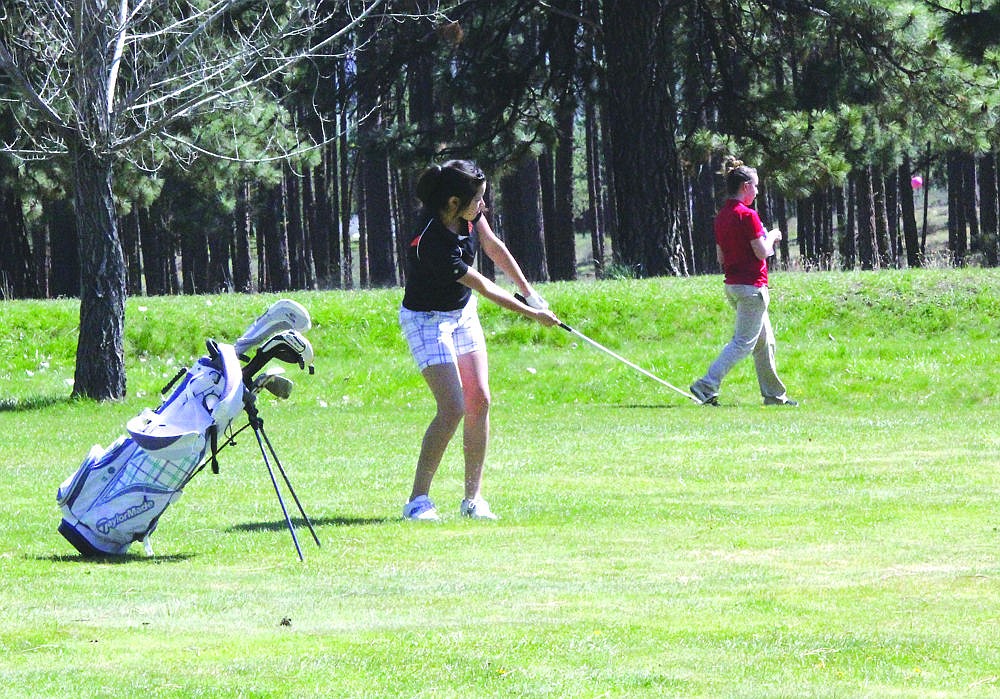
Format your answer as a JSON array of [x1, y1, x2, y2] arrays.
[[1, 269, 998, 698]]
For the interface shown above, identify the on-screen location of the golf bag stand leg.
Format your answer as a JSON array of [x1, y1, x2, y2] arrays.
[[243, 399, 321, 560]]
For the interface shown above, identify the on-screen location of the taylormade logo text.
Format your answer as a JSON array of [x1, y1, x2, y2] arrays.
[[96, 496, 156, 534]]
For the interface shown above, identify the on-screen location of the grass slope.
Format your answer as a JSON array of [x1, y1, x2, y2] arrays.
[[0, 269, 998, 698]]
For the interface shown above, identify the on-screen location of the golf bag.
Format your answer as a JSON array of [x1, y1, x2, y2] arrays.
[[56, 298, 315, 558], [57, 340, 246, 556]]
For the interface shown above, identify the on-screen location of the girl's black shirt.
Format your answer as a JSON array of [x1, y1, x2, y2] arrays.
[[401, 214, 480, 312]]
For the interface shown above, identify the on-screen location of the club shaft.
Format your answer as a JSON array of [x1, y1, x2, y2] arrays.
[[563, 324, 699, 402], [513, 292, 698, 403]]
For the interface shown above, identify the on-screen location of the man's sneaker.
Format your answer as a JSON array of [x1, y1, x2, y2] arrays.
[[460, 498, 499, 521], [763, 395, 799, 407], [403, 495, 440, 521], [690, 384, 719, 406]]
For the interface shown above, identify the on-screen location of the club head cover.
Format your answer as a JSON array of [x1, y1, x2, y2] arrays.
[[258, 330, 315, 372], [235, 299, 311, 358]]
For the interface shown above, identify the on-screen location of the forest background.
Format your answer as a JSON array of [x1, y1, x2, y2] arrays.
[[0, 0, 998, 399]]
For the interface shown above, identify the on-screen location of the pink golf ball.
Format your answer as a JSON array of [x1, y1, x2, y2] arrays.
[[911, 175, 924, 189]]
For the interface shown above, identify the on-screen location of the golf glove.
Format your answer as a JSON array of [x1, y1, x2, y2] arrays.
[[524, 292, 549, 310]]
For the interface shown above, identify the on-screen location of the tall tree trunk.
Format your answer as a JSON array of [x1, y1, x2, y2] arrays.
[[141, 205, 169, 295], [233, 179, 253, 293], [602, 0, 687, 276], [307, 158, 332, 288], [546, 0, 578, 281], [840, 180, 858, 270], [691, 159, 718, 275], [979, 152, 999, 266], [47, 198, 80, 298], [259, 184, 291, 291], [872, 166, 892, 267], [774, 195, 790, 265], [946, 151, 968, 266], [582, 0, 608, 278], [0, 181, 34, 298], [119, 209, 143, 296], [499, 157, 547, 281], [207, 214, 233, 293], [31, 209, 50, 299], [810, 189, 830, 270], [284, 165, 314, 289], [899, 157, 921, 268], [180, 215, 209, 294], [836, 183, 855, 271], [548, 105, 577, 281], [883, 169, 899, 266], [538, 149, 556, 276], [339, 105, 354, 290], [584, 96, 606, 277], [362, 148, 396, 287], [797, 197, 813, 264], [856, 166, 877, 270], [70, 143, 126, 399], [69, 0, 125, 399], [327, 140, 344, 289], [963, 154, 981, 259]]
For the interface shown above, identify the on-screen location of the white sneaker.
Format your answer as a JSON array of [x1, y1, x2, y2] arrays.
[[460, 497, 499, 520], [403, 495, 440, 521]]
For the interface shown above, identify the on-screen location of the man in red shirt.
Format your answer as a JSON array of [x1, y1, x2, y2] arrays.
[[690, 160, 797, 407]]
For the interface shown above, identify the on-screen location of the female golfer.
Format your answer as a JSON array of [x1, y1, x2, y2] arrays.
[[399, 160, 560, 521], [690, 158, 797, 407]]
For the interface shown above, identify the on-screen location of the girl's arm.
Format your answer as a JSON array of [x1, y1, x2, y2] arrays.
[[458, 267, 560, 327], [750, 228, 782, 260], [474, 215, 541, 300]]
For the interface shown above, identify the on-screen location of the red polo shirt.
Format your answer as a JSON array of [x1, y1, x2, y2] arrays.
[[715, 199, 767, 287]]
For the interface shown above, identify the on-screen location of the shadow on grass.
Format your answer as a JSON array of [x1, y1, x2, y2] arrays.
[[615, 403, 693, 409], [0, 394, 75, 412], [227, 516, 392, 533], [33, 518, 388, 563], [35, 552, 196, 564]]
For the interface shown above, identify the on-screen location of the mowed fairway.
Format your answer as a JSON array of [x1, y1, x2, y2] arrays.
[[1, 269, 997, 698]]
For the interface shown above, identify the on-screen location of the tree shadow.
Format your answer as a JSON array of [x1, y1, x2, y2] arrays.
[[34, 552, 196, 564], [227, 515, 392, 533], [0, 394, 75, 412], [587, 402, 693, 410]]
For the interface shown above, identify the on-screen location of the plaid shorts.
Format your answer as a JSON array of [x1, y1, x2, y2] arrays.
[[399, 296, 486, 371]]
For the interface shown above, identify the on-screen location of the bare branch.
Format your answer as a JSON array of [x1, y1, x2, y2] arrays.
[[0, 37, 72, 136], [106, 0, 129, 116], [113, 0, 389, 152]]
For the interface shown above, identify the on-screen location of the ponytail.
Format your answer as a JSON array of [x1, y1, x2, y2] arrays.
[[721, 156, 757, 196], [415, 160, 486, 214]]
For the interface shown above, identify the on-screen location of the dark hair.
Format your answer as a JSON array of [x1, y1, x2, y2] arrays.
[[721, 157, 758, 196], [415, 159, 487, 214]]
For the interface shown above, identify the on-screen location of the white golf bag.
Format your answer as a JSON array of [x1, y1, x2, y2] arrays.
[[56, 299, 314, 557], [57, 340, 246, 556]]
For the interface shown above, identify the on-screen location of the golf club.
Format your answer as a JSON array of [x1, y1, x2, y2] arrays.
[[241, 329, 315, 384], [251, 367, 294, 400], [235, 299, 312, 358], [516, 293, 701, 403]]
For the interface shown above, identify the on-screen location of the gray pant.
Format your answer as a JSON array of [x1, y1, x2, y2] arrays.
[[693, 284, 787, 401]]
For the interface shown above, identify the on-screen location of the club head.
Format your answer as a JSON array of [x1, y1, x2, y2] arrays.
[[250, 366, 285, 390], [235, 299, 312, 357], [258, 330, 315, 372], [251, 369, 294, 400], [264, 375, 294, 399]]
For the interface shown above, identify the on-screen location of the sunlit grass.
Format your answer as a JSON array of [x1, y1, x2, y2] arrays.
[[1, 268, 998, 697]]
